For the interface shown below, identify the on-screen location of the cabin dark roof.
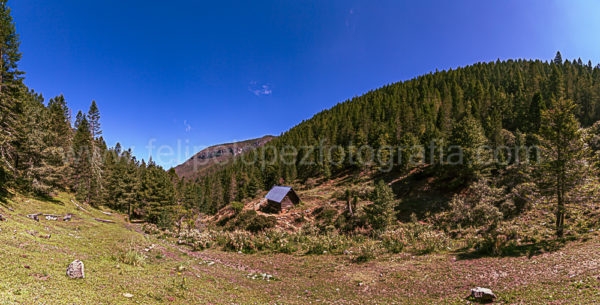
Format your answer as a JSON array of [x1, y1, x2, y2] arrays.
[[265, 186, 294, 203]]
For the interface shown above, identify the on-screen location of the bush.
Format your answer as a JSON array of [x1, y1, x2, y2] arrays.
[[143, 223, 161, 235], [219, 231, 257, 253], [304, 233, 353, 255], [230, 201, 245, 214], [381, 230, 407, 253], [178, 229, 214, 250], [443, 179, 504, 229], [353, 240, 379, 263], [246, 215, 277, 233], [120, 249, 146, 266], [412, 230, 451, 254], [316, 208, 338, 223]]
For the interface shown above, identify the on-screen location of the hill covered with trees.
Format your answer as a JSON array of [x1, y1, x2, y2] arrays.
[[178, 52, 600, 227], [1, 0, 599, 238]]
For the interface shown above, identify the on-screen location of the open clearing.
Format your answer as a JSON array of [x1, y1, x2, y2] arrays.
[[1, 193, 600, 304]]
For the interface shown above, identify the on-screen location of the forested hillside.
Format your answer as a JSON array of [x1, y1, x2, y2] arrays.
[[179, 52, 600, 217], [1, 0, 599, 235]]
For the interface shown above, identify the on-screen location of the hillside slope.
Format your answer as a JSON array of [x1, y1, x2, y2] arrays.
[[2, 192, 600, 303], [177, 59, 600, 215], [174, 135, 275, 180]]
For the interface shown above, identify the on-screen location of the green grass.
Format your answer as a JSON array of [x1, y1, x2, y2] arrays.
[[2, 191, 600, 304]]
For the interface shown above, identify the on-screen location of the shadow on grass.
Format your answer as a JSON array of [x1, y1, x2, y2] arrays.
[[32, 192, 63, 205], [456, 237, 575, 260], [0, 185, 13, 208]]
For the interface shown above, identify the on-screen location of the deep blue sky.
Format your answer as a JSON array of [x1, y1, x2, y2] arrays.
[[10, 0, 600, 168]]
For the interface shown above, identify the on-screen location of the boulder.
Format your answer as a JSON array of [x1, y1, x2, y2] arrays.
[[470, 287, 496, 302], [0, 214, 6, 221], [63, 214, 72, 222], [66, 260, 85, 279]]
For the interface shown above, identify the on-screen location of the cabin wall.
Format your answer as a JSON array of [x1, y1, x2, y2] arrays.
[[281, 196, 294, 210]]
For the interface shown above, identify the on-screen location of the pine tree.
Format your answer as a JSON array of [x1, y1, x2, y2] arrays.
[[447, 116, 489, 182], [44, 94, 72, 188], [538, 98, 587, 237], [87, 100, 101, 139], [0, 0, 23, 191], [364, 180, 396, 231], [553, 51, 563, 66], [528, 92, 545, 133], [71, 112, 94, 202]]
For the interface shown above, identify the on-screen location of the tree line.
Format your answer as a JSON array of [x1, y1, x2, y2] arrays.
[[0, 1, 176, 227], [1, 0, 598, 235]]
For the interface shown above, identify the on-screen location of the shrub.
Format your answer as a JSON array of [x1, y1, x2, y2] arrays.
[[220, 231, 257, 253], [304, 232, 352, 255], [245, 215, 277, 233], [231, 201, 245, 214], [178, 229, 214, 250], [443, 179, 504, 229], [143, 223, 161, 235], [353, 240, 379, 263], [120, 249, 146, 266], [412, 230, 451, 254], [381, 230, 407, 253], [316, 208, 338, 223]]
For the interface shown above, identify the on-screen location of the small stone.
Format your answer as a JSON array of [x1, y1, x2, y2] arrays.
[[470, 287, 496, 302], [358, 282, 364, 287], [66, 260, 85, 279], [123, 293, 134, 298]]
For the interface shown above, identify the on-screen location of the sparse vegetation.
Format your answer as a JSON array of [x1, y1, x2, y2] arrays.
[[120, 249, 146, 267]]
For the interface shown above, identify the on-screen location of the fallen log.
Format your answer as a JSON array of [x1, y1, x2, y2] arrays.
[[93, 218, 115, 223], [100, 211, 112, 216], [27, 213, 42, 222], [70, 199, 87, 212]]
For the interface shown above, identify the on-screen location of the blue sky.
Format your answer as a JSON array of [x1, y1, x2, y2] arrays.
[[10, 0, 600, 168]]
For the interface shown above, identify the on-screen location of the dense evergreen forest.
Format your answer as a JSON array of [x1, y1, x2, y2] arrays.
[[1, 0, 599, 233], [180, 52, 600, 218], [0, 1, 176, 226]]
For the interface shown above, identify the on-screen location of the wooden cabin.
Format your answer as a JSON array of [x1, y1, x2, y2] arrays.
[[262, 186, 300, 213]]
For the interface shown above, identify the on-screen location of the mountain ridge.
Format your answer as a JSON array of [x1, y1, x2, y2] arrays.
[[174, 135, 276, 180]]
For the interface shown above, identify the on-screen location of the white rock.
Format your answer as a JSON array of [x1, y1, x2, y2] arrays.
[[66, 260, 85, 279], [470, 287, 496, 302]]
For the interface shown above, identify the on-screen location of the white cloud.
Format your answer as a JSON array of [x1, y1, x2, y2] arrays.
[[249, 82, 272, 96], [183, 120, 192, 132]]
